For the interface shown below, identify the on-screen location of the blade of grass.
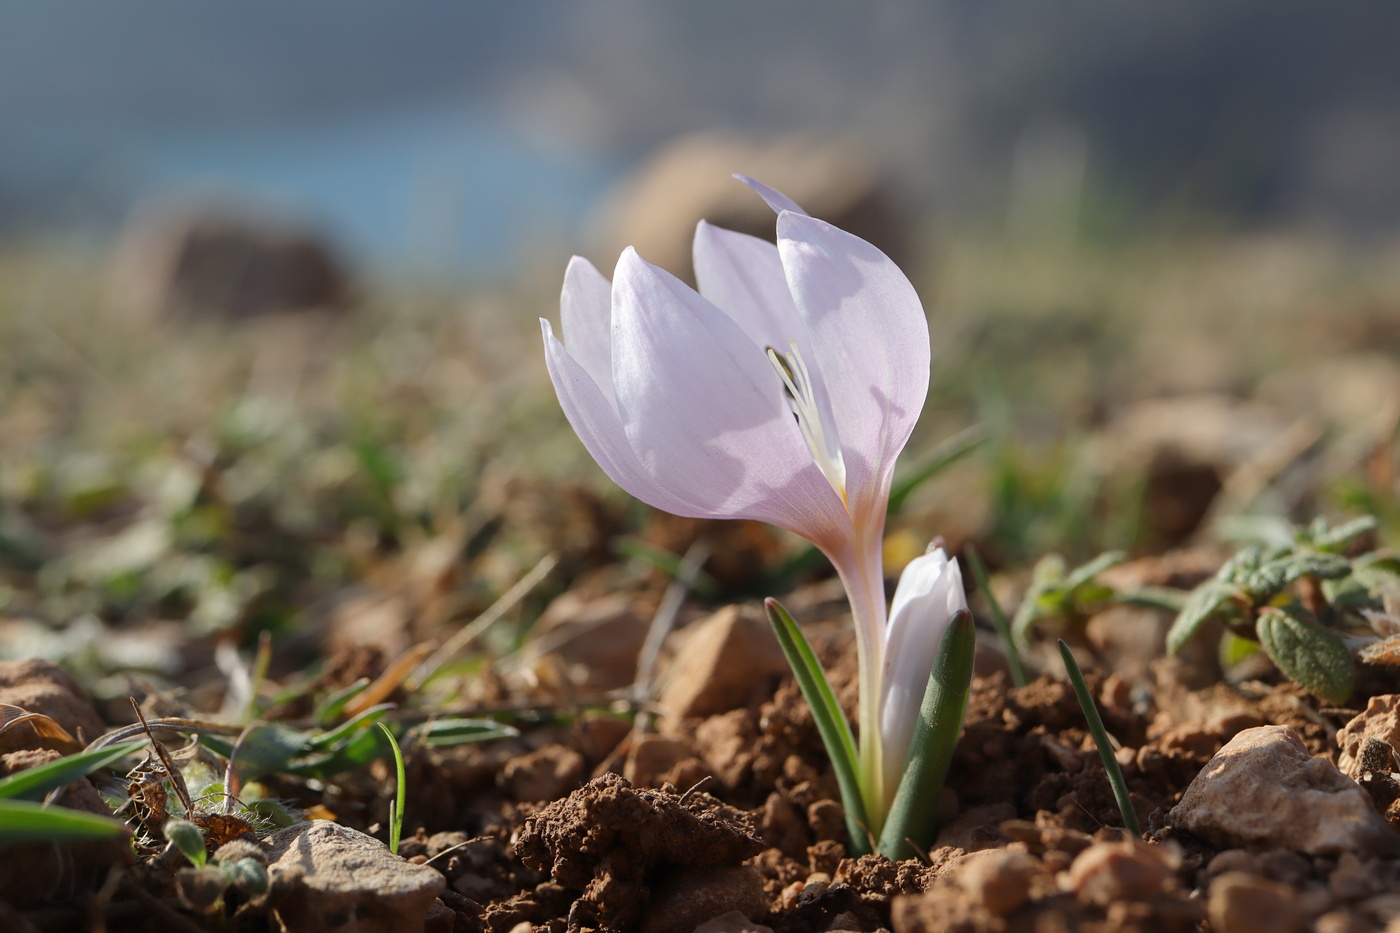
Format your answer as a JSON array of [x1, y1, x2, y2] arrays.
[[1057, 640, 1140, 837], [0, 738, 145, 802], [888, 425, 988, 515], [0, 798, 128, 842], [964, 545, 1028, 687], [377, 723, 406, 855], [764, 597, 869, 855], [877, 610, 975, 861]]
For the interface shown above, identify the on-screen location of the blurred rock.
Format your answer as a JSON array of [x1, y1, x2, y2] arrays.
[[657, 604, 788, 721], [1170, 724, 1398, 856], [1337, 695, 1400, 780], [0, 657, 106, 755], [591, 132, 910, 282], [1208, 871, 1305, 933], [524, 591, 651, 692], [1091, 395, 1311, 550], [107, 198, 349, 322]]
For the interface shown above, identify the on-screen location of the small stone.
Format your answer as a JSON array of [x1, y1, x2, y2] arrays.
[[1330, 851, 1381, 901], [826, 911, 862, 932], [1066, 840, 1173, 906], [657, 605, 787, 720], [622, 733, 701, 788], [1208, 871, 1305, 933], [1338, 695, 1400, 779], [1315, 911, 1373, 933], [639, 864, 767, 933], [1170, 725, 1399, 856], [261, 820, 446, 933], [955, 847, 1041, 915], [694, 910, 774, 933]]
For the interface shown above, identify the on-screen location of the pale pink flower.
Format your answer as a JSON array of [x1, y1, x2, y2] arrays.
[[541, 177, 938, 821]]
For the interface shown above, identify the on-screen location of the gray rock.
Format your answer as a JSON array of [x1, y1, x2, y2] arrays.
[[261, 820, 446, 933], [1170, 725, 1399, 856]]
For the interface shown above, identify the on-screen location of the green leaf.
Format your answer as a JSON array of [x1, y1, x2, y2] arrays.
[[377, 723, 406, 855], [1011, 554, 1068, 646], [0, 739, 145, 802], [877, 610, 975, 861], [165, 818, 208, 867], [1058, 640, 1140, 837], [764, 598, 868, 855], [965, 546, 1027, 687], [1063, 551, 1125, 593], [227, 723, 310, 785], [0, 798, 128, 842], [887, 426, 988, 515], [1243, 553, 1351, 600], [1166, 580, 1244, 655], [1314, 515, 1378, 551], [409, 718, 520, 747], [1256, 605, 1355, 704], [314, 678, 371, 725]]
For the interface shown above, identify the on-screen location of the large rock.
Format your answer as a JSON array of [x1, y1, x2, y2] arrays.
[[590, 132, 909, 283], [0, 658, 106, 755], [107, 198, 349, 322], [1169, 725, 1399, 856], [261, 820, 445, 933]]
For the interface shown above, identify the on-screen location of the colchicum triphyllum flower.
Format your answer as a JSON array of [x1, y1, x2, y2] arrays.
[[540, 176, 965, 842]]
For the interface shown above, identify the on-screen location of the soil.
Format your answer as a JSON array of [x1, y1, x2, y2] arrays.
[[7, 551, 1400, 933]]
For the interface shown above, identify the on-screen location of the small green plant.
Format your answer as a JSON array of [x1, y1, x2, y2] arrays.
[[377, 722, 406, 854], [1012, 550, 1125, 648], [1166, 516, 1397, 703], [166, 820, 271, 915]]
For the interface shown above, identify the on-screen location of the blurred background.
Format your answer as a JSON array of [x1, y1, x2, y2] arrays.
[[2, 2, 1399, 684]]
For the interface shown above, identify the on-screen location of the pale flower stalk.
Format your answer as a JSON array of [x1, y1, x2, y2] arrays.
[[541, 176, 960, 834]]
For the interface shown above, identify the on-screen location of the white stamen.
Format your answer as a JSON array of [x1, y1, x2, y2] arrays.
[[767, 342, 848, 506]]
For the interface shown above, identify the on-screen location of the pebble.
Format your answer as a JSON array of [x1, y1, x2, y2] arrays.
[[1066, 840, 1173, 906], [955, 847, 1041, 915], [693, 911, 774, 933], [1170, 725, 1399, 856], [1208, 871, 1305, 933], [1337, 695, 1400, 779]]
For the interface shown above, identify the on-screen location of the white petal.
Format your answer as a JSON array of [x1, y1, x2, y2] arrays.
[[559, 256, 615, 409], [609, 249, 850, 542], [879, 550, 967, 792], [734, 174, 809, 216], [693, 221, 804, 352], [778, 212, 931, 517], [541, 318, 710, 518]]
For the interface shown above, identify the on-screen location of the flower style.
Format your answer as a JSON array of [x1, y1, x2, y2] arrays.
[[541, 176, 946, 833]]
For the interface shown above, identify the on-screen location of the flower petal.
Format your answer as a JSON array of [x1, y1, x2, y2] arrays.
[[609, 249, 850, 541], [541, 318, 711, 518], [693, 221, 805, 352], [559, 256, 616, 409], [734, 174, 809, 216], [778, 212, 931, 518], [878, 549, 967, 793]]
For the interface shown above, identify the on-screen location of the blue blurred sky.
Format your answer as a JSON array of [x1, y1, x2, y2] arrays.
[[4, 2, 1399, 276]]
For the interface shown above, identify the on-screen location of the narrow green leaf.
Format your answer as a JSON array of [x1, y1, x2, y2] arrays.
[[888, 426, 988, 515], [227, 723, 310, 786], [965, 546, 1027, 687], [377, 723, 406, 854], [764, 598, 869, 855], [1315, 515, 1378, 551], [0, 739, 145, 802], [1256, 605, 1355, 704], [1058, 640, 1140, 837], [314, 678, 371, 725], [1011, 554, 1068, 647], [1063, 551, 1125, 593], [409, 718, 520, 747], [0, 799, 128, 842], [877, 610, 975, 861]]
